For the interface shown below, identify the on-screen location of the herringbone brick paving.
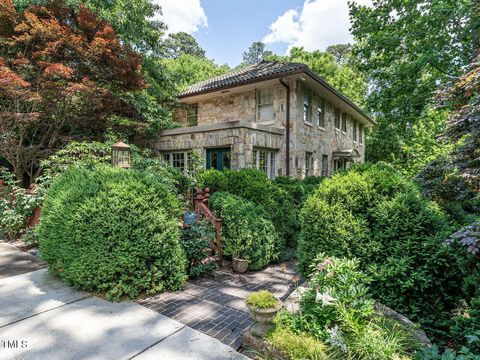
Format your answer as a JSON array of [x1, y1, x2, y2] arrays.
[[138, 262, 299, 350]]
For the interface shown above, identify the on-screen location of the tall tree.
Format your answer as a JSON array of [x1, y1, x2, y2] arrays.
[[0, 0, 146, 184], [12, 0, 180, 134], [350, 0, 478, 167], [161, 54, 230, 95], [269, 47, 367, 105], [242, 41, 273, 65], [164, 32, 206, 59], [326, 43, 352, 65]]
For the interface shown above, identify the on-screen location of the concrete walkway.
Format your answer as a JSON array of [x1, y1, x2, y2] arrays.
[[0, 242, 247, 360], [0, 242, 44, 279]]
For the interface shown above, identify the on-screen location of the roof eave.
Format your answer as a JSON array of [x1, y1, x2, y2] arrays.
[[179, 68, 376, 126], [303, 69, 376, 126], [178, 68, 306, 99]]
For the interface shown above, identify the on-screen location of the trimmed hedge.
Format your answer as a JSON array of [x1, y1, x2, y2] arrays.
[[197, 168, 299, 256], [39, 165, 187, 300], [209, 192, 275, 270], [298, 163, 463, 337]]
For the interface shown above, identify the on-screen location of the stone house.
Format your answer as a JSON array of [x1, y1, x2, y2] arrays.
[[137, 61, 375, 179]]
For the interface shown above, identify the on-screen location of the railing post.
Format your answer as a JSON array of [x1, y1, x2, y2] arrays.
[[203, 188, 210, 206], [194, 188, 204, 213]]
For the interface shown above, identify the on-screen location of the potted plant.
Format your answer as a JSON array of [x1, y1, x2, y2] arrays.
[[232, 257, 249, 273], [245, 290, 283, 332]]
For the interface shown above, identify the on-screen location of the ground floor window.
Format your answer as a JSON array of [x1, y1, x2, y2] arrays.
[[321, 155, 329, 177], [333, 158, 347, 172], [305, 152, 314, 176], [253, 148, 276, 179], [162, 151, 189, 172]]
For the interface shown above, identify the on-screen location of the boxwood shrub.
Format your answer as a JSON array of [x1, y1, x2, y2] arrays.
[[298, 162, 463, 339], [209, 191, 275, 270], [39, 165, 187, 300], [198, 168, 299, 255]]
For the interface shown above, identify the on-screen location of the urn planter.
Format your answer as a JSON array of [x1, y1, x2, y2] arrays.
[[232, 258, 249, 273]]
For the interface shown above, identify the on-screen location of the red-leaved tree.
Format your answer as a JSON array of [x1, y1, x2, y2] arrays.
[[0, 0, 146, 184]]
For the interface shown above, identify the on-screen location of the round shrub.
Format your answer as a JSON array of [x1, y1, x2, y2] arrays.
[[298, 162, 462, 337], [224, 169, 299, 253], [209, 191, 275, 270], [195, 169, 228, 193], [39, 165, 187, 300], [197, 168, 300, 256]]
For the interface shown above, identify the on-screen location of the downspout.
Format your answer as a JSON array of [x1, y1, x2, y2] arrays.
[[279, 77, 290, 176]]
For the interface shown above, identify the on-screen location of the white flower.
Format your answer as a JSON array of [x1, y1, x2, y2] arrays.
[[315, 291, 337, 306]]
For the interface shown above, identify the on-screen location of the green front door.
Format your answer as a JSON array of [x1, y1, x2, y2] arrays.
[[206, 148, 231, 171]]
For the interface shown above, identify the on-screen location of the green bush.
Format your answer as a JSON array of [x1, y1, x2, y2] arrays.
[[274, 254, 417, 359], [40, 141, 111, 185], [245, 290, 278, 309], [39, 165, 187, 300], [298, 163, 462, 341], [267, 326, 330, 360], [195, 169, 228, 194], [209, 191, 275, 270], [274, 176, 306, 208], [198, 168, 299, 256], [181, 219, 218, 278], [415, 331, 480, 359], [0, 169, 43, 240]]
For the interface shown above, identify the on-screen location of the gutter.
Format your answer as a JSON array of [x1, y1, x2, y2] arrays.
[[279, 77, 291, 177], [179, 68, 376, 127]]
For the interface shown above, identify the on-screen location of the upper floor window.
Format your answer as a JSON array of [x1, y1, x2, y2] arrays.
[[341, 113, 347, 133], [253, 148, 276, 179], [334, 108, 341, 130], [303, 89, 312, 124], [186, 103, 198, 126], [257, 88, 274, 122], [353, 120, 358, 142], [318, 97, 326, 128], [305, 152, 314, 176]]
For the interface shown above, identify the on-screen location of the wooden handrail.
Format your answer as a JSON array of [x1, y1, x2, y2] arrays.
[[194, 188, 223, 265]]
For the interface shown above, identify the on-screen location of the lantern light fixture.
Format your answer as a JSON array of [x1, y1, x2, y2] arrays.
[[111, 141, 131, 168]]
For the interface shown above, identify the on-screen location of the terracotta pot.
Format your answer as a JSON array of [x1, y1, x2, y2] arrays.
[[232, 258, 249, 273], [246, 301, 283, 333]]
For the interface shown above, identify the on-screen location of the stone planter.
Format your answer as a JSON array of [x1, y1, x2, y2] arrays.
[[232, 258, 249, 273], [246, 301, 283, 334]]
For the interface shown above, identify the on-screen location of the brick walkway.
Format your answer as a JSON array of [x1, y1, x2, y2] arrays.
[[138, 262, 299, 350]]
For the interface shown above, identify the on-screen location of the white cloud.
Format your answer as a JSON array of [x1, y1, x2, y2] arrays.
[[263, 0, 372, 53], [154, 0, 208, 34]]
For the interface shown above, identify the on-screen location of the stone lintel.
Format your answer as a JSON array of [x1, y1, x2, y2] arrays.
[[160, 120, 285, 136]]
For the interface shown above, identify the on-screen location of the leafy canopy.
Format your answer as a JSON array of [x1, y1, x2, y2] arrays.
[[0, 0, 146, 184], [268, 47, 367, 105], [349, 0, 478, 168]]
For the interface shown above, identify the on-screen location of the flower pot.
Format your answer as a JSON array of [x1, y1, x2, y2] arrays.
[[246, 301, 283, 334], [232, 258, 249, 273]]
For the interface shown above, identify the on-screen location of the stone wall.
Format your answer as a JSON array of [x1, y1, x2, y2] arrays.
[[138, 122, 285, 174], [150, 77, 367, 178], [173, 84, 288, 128], [291, 80, 365, 177]]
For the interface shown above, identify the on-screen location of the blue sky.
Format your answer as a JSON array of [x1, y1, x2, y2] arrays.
[[194, 0, 303, 66], [155, 0, 372, 67]]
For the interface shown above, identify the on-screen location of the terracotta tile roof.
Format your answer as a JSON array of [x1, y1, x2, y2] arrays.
[[180, 61, 308, 97]]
